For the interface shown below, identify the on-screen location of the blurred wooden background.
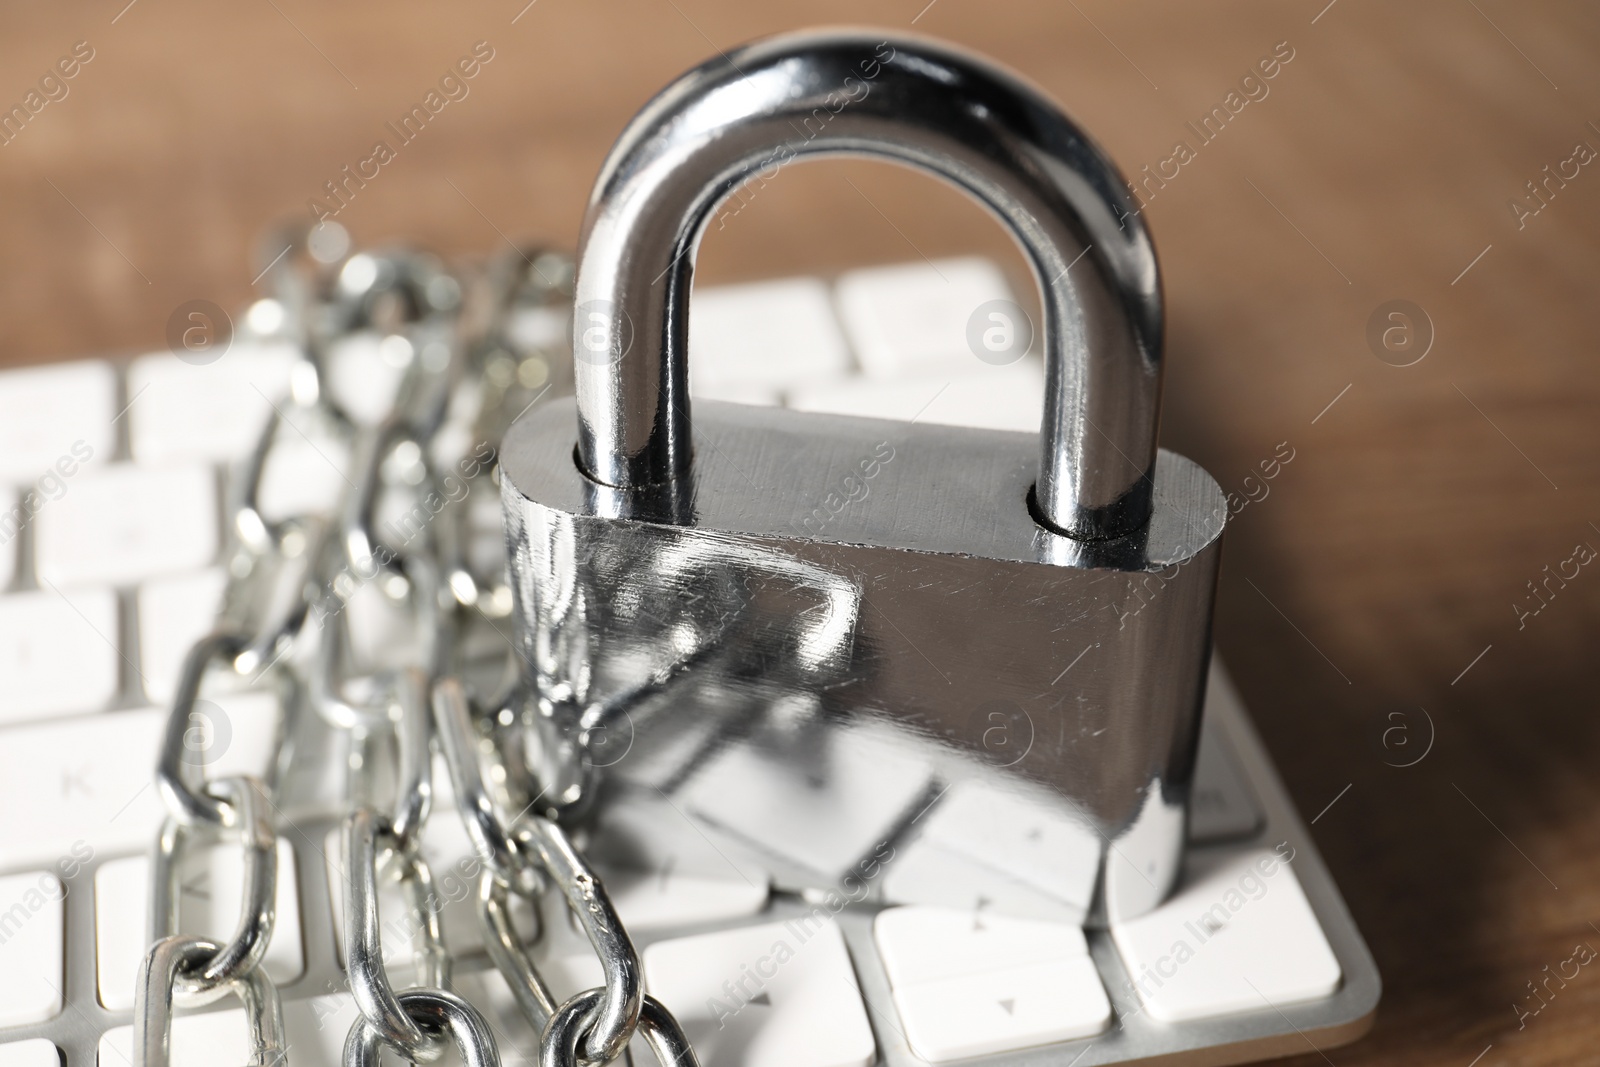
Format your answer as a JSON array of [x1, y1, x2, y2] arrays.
[[7, 1, 1600, 1062]]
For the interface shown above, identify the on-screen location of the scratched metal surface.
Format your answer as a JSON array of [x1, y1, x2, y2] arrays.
[[499, 398, 1225, 925]]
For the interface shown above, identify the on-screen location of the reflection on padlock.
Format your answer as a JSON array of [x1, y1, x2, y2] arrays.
[[500, 30, 1227, 924]]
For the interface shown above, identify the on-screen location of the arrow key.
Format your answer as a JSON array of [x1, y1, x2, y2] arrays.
[[888, 958, 1110, 1062]]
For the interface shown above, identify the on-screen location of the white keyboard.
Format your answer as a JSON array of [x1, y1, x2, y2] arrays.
[[0, 255, 1377, 1067]]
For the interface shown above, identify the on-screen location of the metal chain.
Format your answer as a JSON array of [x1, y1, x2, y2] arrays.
[[131, 223, 693, 1067], [135, 224, 352, 1067], [434, 677, 654, 1066]]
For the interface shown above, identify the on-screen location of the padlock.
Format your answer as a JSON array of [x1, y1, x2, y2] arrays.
[[499, 30, 1226, 925]]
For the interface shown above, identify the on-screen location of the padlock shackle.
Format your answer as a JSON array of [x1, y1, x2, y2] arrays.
[[572, 29, 1163, 541]]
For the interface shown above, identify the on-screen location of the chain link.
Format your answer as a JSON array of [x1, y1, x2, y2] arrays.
[[434, 662, 647, 1063], [344, 989, 500, 1067], [542, 989, 700, 1067], [149, 777, 278, 997], [131, 222, 683, 1067], [135, 936, 285, 1067]]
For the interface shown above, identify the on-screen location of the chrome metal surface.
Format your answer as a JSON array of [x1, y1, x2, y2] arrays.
[[514, 815, 644, 1064], [342, 807, 450, 1062], [156, 631, 254, 826], [571, 29, 1161, 541], [148, 777, 278, 995], [133, 936, 285, 1067], [516, 28, 1222, 926], [502, 398, 1225, 925], [132, 938, 211, 1067], [540, 988, 700, 1067], [344, 990, 502, 1067], [434, 677, 544, 897], [435, 678, 648, 1063], [386, 667, 434, 851], [477, 868, 560, 1031]]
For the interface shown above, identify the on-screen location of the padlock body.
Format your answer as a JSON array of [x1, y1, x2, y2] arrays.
[[500, 398, 1226, 924]]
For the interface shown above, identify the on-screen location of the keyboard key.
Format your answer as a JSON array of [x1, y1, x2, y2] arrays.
[[873, 904, 1108, 1060], [834, 258, 1016, 379], [585, 798, 774, 894], [0, 693, 281, 871], [524, 951, 605, 1006], [139, 568, 227, 705], [491, 950, 615, 1060], [94, 838, 304, 1010], [1110, 846, 1341, 1022], [914, 781, 1102, 914], [36, 464, 217, 588], [340, 580, 431, 674], [681, 724, 929, 882], [0, 1040, 59, 1067], [1189, 719, 1264, 843], [0, 587, 119, 724], [788, 364, 1043, 433], [873, 905, 1087, 987], [690, 279, 853, 391], [324, 812, 534, 975], [451, 969, 549, 1067], [102, 1010, 250, 1067], [0, 361, 116, 483], [0, 489, 17, 590], [0, 872, 64, 1027], [880, 839, 1087, 925], [327, 331, 407, 427], [643, 917, 876, 1067], [888, 959, 1109, 1061], [100, 991, 361, 1067], [586, 860, 769, 933], [257, 429, 353, 522], [127, 343, 297, 465]]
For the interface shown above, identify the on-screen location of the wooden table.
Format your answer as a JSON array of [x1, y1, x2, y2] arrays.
[[6, 1, 1600, 1062]]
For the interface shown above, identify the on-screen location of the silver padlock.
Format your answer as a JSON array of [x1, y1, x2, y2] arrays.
[[500, 30, 1226, 924]]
